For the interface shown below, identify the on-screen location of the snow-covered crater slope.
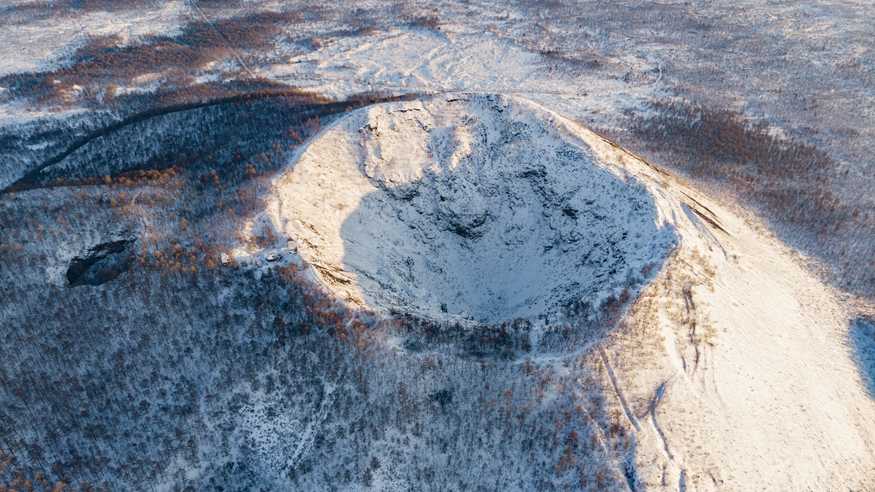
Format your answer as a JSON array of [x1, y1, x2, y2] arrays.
[[269, 95, 676, 328], [263, 94, 875, 490]]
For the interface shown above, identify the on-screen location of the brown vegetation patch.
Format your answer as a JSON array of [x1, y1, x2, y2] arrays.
[[403, 14, 441, 31], [0, 0, 147, 24], [626, 99, 875, 297], [630, 100, 853, 232], [0, 10, 308, 108]]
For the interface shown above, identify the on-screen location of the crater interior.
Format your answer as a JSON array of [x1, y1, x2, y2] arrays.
[[270, 95, 675, 325]]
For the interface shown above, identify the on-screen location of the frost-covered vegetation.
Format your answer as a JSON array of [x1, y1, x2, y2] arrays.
[[1, 1, 874, 490], [626, 100, 875, 296], [0, 93, 645, 490]]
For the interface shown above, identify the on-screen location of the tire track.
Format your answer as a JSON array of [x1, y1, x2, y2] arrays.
[[599, 347, 641, 432]]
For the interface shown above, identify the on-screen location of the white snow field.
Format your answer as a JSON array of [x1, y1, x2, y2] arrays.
[[266, 94, 875, 490]]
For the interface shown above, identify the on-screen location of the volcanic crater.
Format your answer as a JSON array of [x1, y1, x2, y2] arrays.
[[269, 94, 677, 334]]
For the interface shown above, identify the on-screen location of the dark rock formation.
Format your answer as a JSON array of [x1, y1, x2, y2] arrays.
[[66, 238, 135, 287]]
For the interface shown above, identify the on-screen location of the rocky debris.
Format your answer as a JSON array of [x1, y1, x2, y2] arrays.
[[66, 238, 135, 287]]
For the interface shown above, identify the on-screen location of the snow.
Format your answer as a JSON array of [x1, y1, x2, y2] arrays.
[[267, 29, 544, 94], [268, 95, 676, 326], [262, 26, 658, 130], [263, 92, 875, 489], [0, 1, 186, 77], [573, 134, 875, 489], [0, 100, 85, 126]]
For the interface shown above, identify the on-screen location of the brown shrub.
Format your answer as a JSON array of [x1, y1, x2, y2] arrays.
[[633, 101, 831, 180], [626, 99, 875, 297], [405, 14, 441, 31], [630, 100, 852, 231]]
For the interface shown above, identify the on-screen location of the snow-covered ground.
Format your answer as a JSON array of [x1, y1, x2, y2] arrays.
[[1, 2, 874, 490], [258, 93, 875, 489], [0, 1, 187, 77], [260, 24, 661, 134]]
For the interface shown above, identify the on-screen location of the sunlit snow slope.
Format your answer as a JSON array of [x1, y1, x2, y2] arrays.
[[264, 94, 875, 490]]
